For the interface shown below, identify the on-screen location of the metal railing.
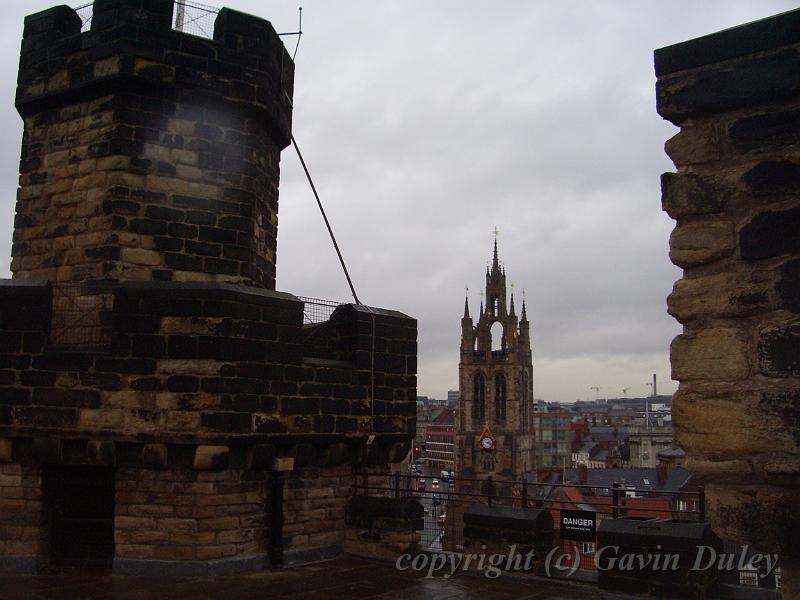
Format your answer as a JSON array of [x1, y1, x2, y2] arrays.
[[355, 473, 706, 560], [361, 474, 704, 517]]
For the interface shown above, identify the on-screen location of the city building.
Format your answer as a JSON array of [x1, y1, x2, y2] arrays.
[[446, 390, 460, 408], [423, 408, 455, 473], [532, 409, 571, 469], [455, 240, 534, 483], [417, 395, 447, 408], [413, 404, 446, 463], [627, 425, 673, 468]]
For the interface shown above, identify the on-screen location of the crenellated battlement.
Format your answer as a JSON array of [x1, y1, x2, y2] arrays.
[[13, 0, 294, 288]]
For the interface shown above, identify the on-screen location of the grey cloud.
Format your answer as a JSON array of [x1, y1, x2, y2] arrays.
[[0, 0, 795, 401]]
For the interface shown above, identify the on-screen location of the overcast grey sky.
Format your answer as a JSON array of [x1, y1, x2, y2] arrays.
[[0, 1, 795, 402]]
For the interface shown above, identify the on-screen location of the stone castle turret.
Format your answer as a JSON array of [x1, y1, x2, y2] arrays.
[[0, 0, 416, 575], [14, 0, 293, 289]]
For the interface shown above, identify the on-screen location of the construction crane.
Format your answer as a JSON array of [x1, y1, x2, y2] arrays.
[[622, 387, 630, 398], [589, 386, 603, 400]]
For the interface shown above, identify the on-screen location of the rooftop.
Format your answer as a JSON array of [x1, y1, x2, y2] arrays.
[[0, 555, 669, 600]]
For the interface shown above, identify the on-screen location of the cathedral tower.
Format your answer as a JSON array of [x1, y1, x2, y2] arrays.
[[455, 239, 535, 485]]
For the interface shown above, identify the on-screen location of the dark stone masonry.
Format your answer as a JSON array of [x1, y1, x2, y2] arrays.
[[14, 1, 292, 288], [0, 0, 416, 575], [656, 6, 800, 596]]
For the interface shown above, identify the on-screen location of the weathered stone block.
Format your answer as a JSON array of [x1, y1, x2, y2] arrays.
[[730, 109, 800, 151], [0, 439, 12, 462], [120, 248, 162, 267], [743, 160, 800, 196], [79, 408, 124, 429], [669, 221, 735, 268], [753, 453, 800, 486], [248, 444, 276, 469], [777, 258, 800, 314], [673, 388, 796, 458], [758, 322, 800, 377], [740, 206, 800, 260], [660, 171, 726, 219], [141, 444, 168, 469], [32, 437, 62, 463], [663, 122, 721, 165], [668, 271, 774, 322], [656, 49, 800, 125], [273, 457, 294, 471], [670, 328, 750, 381], [193, 445, 229, 471], [706, 484, 800, 557], [87, 440, 116, 466]]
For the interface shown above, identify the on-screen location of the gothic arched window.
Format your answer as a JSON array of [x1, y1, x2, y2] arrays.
[[495, 373, 506, 422], [473, 373, 485, 422], [490, 321, 504, 351]]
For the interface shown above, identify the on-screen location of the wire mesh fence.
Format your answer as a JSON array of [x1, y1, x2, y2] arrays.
[[298, 296, 343, 325], [72, 2, 221, 38], [75, 2, 93, 32], [49, 282, 113, 350], [297, 296, 345, 358], [173, 1, 219, 39]]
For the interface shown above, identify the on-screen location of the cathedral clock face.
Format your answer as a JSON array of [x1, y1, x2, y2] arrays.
[[480, 436, 495, 451]]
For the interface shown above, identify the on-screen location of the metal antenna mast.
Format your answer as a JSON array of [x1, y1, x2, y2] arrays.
[[291, 135, 361, 305]]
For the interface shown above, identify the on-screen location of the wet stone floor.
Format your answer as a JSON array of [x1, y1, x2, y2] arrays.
[[0, 556, 661, 600]]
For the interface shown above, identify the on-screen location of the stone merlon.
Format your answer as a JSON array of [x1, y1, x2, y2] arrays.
[[17, 1, 293, 147]]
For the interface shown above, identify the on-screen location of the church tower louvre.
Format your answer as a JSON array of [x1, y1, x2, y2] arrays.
[[455, 238, 535, 487]]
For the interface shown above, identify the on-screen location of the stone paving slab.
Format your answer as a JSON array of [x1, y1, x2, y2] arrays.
[[0, 556, 661, 600]]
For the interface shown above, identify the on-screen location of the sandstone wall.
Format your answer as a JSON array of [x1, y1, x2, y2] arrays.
[[0, 461, 42, 568], [283, 465, 352, 551], [655, 8, 800, 590], [115, 467, 267, 564]]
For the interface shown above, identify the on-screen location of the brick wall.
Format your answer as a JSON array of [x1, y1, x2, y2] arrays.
[[655, 8, 800, 594]]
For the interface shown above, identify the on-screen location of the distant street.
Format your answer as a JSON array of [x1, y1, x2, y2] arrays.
[[411, 465, 451, 552]]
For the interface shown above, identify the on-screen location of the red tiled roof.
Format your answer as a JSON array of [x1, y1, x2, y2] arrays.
[[547, 486, 675, 520]]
